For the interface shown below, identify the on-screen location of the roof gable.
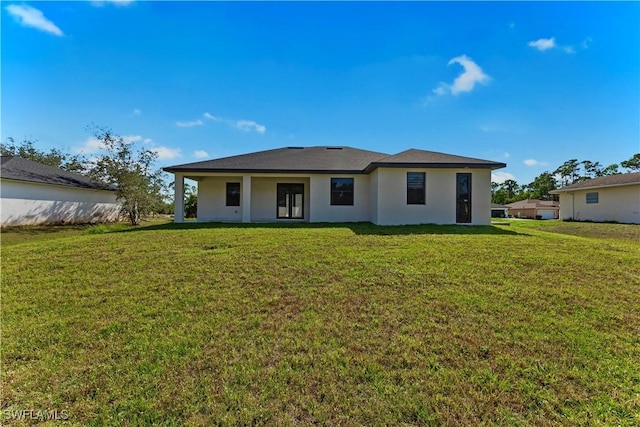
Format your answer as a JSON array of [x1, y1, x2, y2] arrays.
[[164, 146, 506, 174], [0, 156, 115, 191]]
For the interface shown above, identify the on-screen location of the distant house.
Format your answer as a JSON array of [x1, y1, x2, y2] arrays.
[[164, 146, 507, 225], [1, 156, 121, 227], [550, 172, 640, 224], [491, 203, 508, 218], [505, 199, 559, 220]]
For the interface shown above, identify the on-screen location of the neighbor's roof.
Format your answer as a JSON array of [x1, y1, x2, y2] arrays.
[[550, 172, 640, 193], [0, 156, 115, 191], [164, 146, 506, 174], [505, 199, 559, 209]]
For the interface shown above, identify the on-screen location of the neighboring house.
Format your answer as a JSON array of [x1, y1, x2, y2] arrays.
[[163, 146, 506, 226], [550, 172, 640, 224], [1, 156, 120, 227], [505, 199, 559, 219], [491, 203, 509, 218]]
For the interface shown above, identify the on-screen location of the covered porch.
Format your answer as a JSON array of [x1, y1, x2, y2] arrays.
[[172, 173, 311, 223]]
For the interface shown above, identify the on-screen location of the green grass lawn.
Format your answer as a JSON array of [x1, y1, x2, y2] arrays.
[[2, 220, 639, 426]]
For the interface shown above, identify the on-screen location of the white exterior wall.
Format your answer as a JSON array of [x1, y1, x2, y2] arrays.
[[250, 177, 310, 221], [471, 169, 493, 226], [197, 176, 243, 222], [369, 170, 379, 224], [308, 174, 370, 223], [0, 179, 120, 227], [197, 174, 371, 223], [189, 168, 493, 225], [375, 168, 492, 225], [558, 185, 640, 224]]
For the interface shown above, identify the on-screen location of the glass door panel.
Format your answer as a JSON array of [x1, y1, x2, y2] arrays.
[[277, 183, 304, 219], [456, 173, 472, 223]]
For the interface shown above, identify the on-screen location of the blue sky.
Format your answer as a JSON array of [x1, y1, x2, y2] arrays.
[[3, 1, 639, 185]]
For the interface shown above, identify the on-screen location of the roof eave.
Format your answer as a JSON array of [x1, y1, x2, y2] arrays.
[[0, 176, 117, 192], [364, 162, 506, 173], [550, 181, 640, 193], [163, 168, 367, 175]]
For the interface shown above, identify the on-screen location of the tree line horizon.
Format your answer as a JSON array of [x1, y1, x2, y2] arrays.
[[2, 132, 638, 214], [492, 155, 639, 205]]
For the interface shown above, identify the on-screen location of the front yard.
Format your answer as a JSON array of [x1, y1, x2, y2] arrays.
[[1, 220, 639, 425]]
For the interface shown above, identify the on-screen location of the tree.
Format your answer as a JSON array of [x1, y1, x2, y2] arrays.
[[554, 159, 580, 186], [621, 153, 640, 171], [87, 127, 166, 225], [501, 179, 520, 200], [581, 160, 603, 179], [1, 137, 86, 172], [527, 171, 558, 200], [601, 163, 621, 176], [184, 185, 198, 218]]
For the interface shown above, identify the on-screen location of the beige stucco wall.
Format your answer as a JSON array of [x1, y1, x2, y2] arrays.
[[374, 168, 492, 225], [196, 173, 370, 223], [369, 170, 379, 224], [308, 174, 370, 223], [197, 176, 244, 222], [190, 168, 493, 225], [558, 185, 640, 224], [0, 179, 120, 226]]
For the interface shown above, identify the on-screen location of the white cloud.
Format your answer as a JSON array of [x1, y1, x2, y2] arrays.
[[5, 4, 64, 36], [198, 112, 267, 134], [432, 55, 490, 96], [123, 135, 143, 143], [91, 0, 135, 7], [152, 146, 181, 160], [492, 171, 516, 184], [504, 152, 511, 159], [74, 137, 106, 154], [529, 37, 589, 54], [524, 159, 548, 166], [74, 134, 154, 154], [194, 150, 209, 159], [528, 38, 556, 51], [176, 119, 204, 128], [235, 120, 266, 134], [132, 108, 141, 116]]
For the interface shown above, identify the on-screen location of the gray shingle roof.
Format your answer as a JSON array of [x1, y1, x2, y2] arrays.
[[0, 156, 116, 191], [164, 146, 506, 174], [165, 146, 388, 173], [364, 148, 506, 171], [551, 172, 640, 193]]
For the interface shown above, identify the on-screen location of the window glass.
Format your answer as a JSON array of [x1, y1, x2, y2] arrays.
[[331, 178, 354, 205], [226, 182, 240, 206], [586, 192, 598, 204], [407, 172, 425, 204]]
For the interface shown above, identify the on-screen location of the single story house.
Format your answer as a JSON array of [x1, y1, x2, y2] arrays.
[[505, 199, 559, 219], [550, 172, 640, 224], [491, 203, 509, 218], [1, 156, 121, 227], [163, 146, 506, 226]]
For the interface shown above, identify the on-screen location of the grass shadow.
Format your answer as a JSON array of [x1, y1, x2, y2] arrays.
[[119, 220, 522, 236]]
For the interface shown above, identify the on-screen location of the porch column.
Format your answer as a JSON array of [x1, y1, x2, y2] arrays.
[[174, 173, 185, 223], [242, 175, 252, 223]]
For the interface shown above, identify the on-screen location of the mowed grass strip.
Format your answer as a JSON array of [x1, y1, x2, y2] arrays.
[[2, 222, 639, 426]]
